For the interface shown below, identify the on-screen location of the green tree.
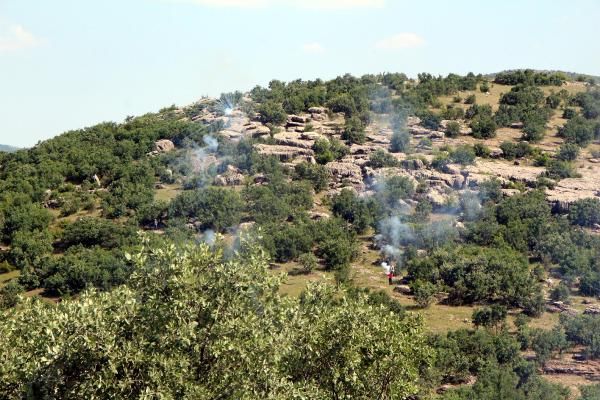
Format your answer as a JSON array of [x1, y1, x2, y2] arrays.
[[0, 239, 432, 399]]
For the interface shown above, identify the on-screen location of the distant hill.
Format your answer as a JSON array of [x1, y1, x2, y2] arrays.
[[486, 69, 600, 83], [0, 144, 19, 153]]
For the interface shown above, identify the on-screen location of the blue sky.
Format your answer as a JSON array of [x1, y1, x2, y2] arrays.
[[1, 0, 599, 147]]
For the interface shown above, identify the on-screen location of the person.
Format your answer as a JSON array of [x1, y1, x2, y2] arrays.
[[387, 270, 393, 285]]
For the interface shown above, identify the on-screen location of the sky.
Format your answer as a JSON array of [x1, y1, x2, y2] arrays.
[[0, 0, 599, 147]]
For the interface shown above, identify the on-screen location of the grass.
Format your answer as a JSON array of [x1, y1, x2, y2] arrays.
[[0, 270, 19, 288], [155, 183, 182, 202]]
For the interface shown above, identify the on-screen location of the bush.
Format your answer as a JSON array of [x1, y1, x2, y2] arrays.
[[470, 115, 497, 138], [472, 305, 507, 331], [450, 145, 476, 165], [445, 121, 461, 138], [545, 160, 578, 180], [569, 198, 600, 227], [368, 149, 398, 168], [562, 108, 577, 119], [341, 116, 366, 144], [417, 111, 442, 130], [258, 101, 287, 125], [474, 143, 491, 158], [390, 130, 411, 153], [0, 280, 24, 309], [559, 116, 595, 146], [312, 138, 348, 165], [294, 162, 330, 192], [464, 94, 476, 104], [557, 143, 580, 161], [331, 189, 379, 233], [412, 280, 437, 308], [169, 187, 243, 232], [499, 141, 533, 160], [550, 283, 570, 302], [298, 252, 318, 274]]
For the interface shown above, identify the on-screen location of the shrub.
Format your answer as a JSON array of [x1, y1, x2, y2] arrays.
[[312, 138, 349, 165], [341, 116, 366, 144], [479, 82, 490, 93], [464, 94, 476, 104], [450, 145, 476, 165], [258, 101, 287, 125], [568, 198, 600, 227], [368, 149, 398, 168], [474, 143, 491, 158], [411, 280, 437, 308], [472, 305, 507, 331], [417, 111, 442, 130], [390, 130, 411, 153], [550, 283, 570, 302], [294, 162, 330, 192], [298, 252, 318, 274], [169, 187, 243, 232], [445, 121, 461, 138], [559, 116, 595, 146], [562, 108, 577, 119], [470, 115, 497, 138], [545, 160, 578, 180], [557, 143, 580, 161]]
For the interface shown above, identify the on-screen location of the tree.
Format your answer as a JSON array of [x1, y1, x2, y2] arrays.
[[568, 198, 600, 227], [0, 239, 433, 399], [559, 116, 595, 146], [169, 187, 243, 232], [298, 252, 318, 274], [312, 138, 348, 165], [8, 229, 53, 270], [0, 280, 23, 309], [531, 328, 568, 366], [472, 305, 508, 332], [412, 280, 437, 308], [471, 115, 497, 139], [550, 283, 570, 302], [294, 162, 330, 192], [257, 100, 287, 125], [341, 116, 366, 144]]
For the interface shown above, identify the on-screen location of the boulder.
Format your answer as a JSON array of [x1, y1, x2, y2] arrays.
[[154, 139, 175, 153], [254, 144, 314, 162], [213, 165, 245, 186], [308, 106, 327, 114], [394, 285, 412, 295]]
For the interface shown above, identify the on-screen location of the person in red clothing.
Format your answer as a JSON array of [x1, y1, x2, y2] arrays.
[[387, 270, 393, 285]]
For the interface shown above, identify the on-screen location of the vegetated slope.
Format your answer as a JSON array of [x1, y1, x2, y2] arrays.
[[1, 69, 600, 398]]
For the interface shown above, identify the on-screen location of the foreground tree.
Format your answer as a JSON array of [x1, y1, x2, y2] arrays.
[[0, 237, 432, 399]]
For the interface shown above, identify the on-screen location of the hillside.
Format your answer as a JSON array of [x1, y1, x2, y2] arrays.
[[2, 70, 600, 398]]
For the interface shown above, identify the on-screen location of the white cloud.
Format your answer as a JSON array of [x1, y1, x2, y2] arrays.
[[0, 24, 41, 53], [375, 33, 425, 50], [186, 0, 384, 8], [302, 42, 325, 54]]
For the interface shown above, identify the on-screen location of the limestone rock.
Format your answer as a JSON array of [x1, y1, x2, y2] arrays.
[[154, 139, 175, 153], [214, 165, 245, 186]]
